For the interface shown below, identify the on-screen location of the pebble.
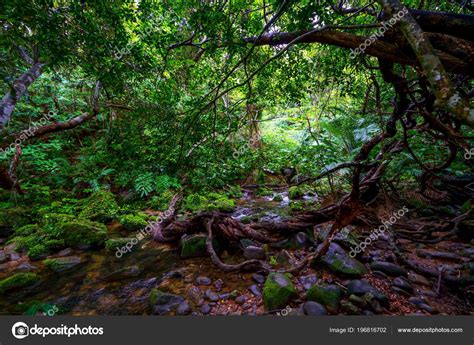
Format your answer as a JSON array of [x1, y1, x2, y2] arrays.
[[249, 285, 261, 297], [252, 273, 265, 285], [204, 289, 219, 302], [298, 274, 318, 290], [213, 278, 224, 291], [195, 276, 212, 286], [393, 277, 413, 292], [200, 303, 211, 314], [176, 301, 191, 315], [235, 295, 247, 305]]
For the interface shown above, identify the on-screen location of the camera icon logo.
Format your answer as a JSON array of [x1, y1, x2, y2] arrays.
[[12, 322, 29, 339]]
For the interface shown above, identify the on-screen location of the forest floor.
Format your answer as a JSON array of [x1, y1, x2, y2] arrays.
[[0, 188, 472, 316]]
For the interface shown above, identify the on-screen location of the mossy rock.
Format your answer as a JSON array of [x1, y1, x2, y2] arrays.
[[0, 273, 40, 294], [119, 213, 148, 231], [183, 194, 209, 212], [208, 197, 235, 212], [313, 242, 367, 278], [57, 219, 107, 247], [43, 256, 83, 272], [263, 272, 297, 311], [288, 186, 304, 199], [307, 284, 343, 312], [0, 207, 30, 237], [79, 190, 119, 222], [13, 224, 41, 237], [256, 187, 273, 197], [273, 194, 283, 202], [105, 238, 136, 251], [180, 234, 220, 258], [289, 201, 304, 212]]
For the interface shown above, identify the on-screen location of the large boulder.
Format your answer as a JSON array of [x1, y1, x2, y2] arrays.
[[347, 279, 388, 307], [263, 273, 297, 311], [0, 273, 40, 294], [149, 289, 185, 315], [369, 261, 407, 277], [306, 284, 343, 312], [314, 242, 367, 277], [78, 190, 119, 222]]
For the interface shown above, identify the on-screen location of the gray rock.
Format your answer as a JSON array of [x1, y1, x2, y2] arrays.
[[407, 272, 431, 286], [295, 232, 309, 248], [249, 284, 261, 297], [298, 274, 318, 290], [315, 242, 367, 277], [347, 280, 388, 307], [195, 276, 212, 286], [418, 303, 436, 314], [408, 297, 424, 306], [45, 256, 85, 273], [213, 278, 224, 291], [393, 277, 413, 292], [219, 293, 230, 300], [0, 250, 6, 264], [372, 270, 387, 279], [235, 295, 247, 305], [370, 261, 407, 276], [55, 248, 74, 257], [8, 252, 21, 261], [200, 303, 211, 314], [392, 286, 410, 296], [244, 246, 266, 260], [15, 262, 37, 272], [340, 300, 359, 315], [151, 290, 185, 315], [303, 301, 327, 315], [204, 289, 219, 302], [103, 265, 140, 281], [416, 249, 462, 262], [176, 301, 191, 315]]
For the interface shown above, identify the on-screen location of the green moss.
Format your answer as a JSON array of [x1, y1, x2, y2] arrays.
[[289, 201, 304, 212], [0, 273, 40, 294], [209, 197, 235, 212], [263, 272, 297, 311], [79, 190, 119, 222], [13, 224, 41, 237], [43, 257, 82, 272], [288, 186, 304, 199], [184, 192, 235, 213], [27, 244, 49, 260], [119, 213, 148, 231], [8, 214, 106, 259], [307, 284, 343, 311], [180, 234, 207, 258], [105, 238, 135, 251], [226, 185, 243, 198], [273, 194, 283, 202], [0, 207, 30, 237], [184, 194, 209, 212], [256, 187, 273, 197], [57, 219, 107, 247]]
